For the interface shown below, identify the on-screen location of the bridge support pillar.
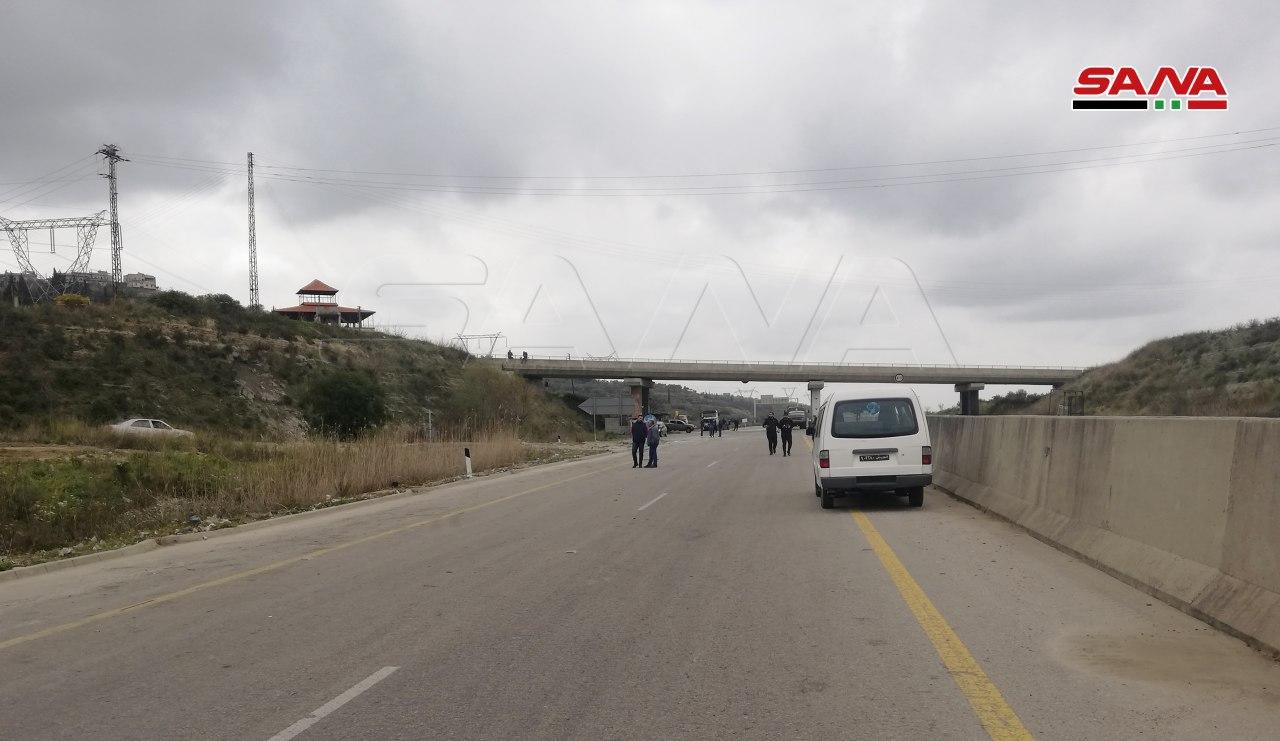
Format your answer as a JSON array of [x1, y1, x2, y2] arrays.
[[955, 383, 985, 415], [624, 377, 653, 417], [807, 381, 824, 423]]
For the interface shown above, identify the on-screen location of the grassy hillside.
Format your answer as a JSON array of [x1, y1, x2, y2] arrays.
[[1004, 318, 1280, 417], [0, 292, 587, 440]]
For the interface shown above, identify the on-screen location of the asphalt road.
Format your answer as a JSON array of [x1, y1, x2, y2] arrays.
[[2, 430, 1278, 739]]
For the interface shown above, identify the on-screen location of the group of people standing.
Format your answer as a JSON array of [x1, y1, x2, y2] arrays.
[[700, 418, 738, 436], [761, 412, 797, 456], [630, 414, 662, 468], [629, 410, 799, 468]]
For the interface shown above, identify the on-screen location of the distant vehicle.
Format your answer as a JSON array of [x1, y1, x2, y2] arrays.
[[785, 407, 808, 427], [108, 418, 194, 437], [809, 387, 931, 510], [665, 418, 694, 433]]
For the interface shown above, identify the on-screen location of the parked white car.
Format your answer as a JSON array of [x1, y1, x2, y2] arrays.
[[809, 387, 931, 509], [108, 418, 194, 437]]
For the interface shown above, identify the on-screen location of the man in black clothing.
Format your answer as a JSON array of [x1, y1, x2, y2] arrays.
[[629, 414, 648, 468], [778, 415, 795, 456], [762, 412, 779, 455]]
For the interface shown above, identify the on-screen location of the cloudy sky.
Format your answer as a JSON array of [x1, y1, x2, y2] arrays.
[[3, 1, 1277, 407]]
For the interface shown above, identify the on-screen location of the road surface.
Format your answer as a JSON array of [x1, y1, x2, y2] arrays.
[[1, 431, 1278, 739]]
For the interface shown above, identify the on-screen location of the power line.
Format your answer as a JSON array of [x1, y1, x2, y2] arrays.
[[134, 125, 1280, 181], [0, 161, 102, 210], [130, 136, 1280, 196], [124, 171, 230, 229], [0, 153, 98, 203]]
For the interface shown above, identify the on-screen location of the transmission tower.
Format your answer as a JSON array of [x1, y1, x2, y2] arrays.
[[1, 212, 108, 300], [247, 152, 260, 308], [97, 144, 127, 285]]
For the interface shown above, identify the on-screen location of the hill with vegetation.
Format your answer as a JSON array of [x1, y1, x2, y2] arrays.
[[544, 377, 774, 423], [0, 292, 586, 440], [0, 291, 604, 566], [985, 317, 1280, 417]]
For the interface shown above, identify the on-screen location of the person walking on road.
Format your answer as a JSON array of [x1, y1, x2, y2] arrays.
[[645, 416, 661, 468], [762, 412, 779, 455], [778, 415, 795, 456], [630, 414, 648, 468]]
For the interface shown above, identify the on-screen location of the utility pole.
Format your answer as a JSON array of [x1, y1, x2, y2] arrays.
[[97, 144, 127, 285], [247, 152, 260, 308]]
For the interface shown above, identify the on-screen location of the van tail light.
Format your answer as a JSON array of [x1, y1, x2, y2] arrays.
[[819, 450, 830, 469], [922, 446, 932, 465]]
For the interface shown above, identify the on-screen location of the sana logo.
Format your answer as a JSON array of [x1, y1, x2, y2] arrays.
[[1073, 66, 1227, 110]]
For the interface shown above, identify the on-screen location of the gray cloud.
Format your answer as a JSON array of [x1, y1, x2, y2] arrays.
[[4, 0, 1279, 408]]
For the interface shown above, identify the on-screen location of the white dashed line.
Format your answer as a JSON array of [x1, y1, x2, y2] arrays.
[[269, 666, 399, 741], [638, 492, 670, 511], [706, 460, 720, 468]]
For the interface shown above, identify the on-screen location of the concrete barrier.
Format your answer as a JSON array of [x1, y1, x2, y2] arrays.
[[928, 415, 1280, 656]]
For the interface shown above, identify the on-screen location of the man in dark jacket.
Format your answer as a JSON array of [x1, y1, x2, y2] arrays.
[[778, 415, 795, 456], [630, 414, 648, 468], [762, 412, 779, 455]]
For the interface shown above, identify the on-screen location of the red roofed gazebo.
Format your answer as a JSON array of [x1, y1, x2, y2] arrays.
[[274, 279, 375, 327]]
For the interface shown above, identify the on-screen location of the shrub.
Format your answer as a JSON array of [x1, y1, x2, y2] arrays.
[[53, 293, 90, 309], [149, 290, 202, 316], [298, 369, 388, 439]]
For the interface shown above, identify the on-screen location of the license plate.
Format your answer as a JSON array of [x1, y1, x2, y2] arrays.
[[859, 454, 890, 462]]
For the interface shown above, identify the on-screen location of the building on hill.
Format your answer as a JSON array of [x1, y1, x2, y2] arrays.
[[273, 279, 375, 327], [0, 270, 159, 304], [124, 272, 158, 294]]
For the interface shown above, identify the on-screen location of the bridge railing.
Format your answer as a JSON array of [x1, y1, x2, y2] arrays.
[[509, 355, 1086, 372]]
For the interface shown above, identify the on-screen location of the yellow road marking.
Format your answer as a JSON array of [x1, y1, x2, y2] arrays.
[[852, 511, 1034, 740], [0, 466, 606, 652]]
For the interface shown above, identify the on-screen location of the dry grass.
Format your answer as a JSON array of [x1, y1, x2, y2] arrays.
[[1, 421, 600, 566], [223, 428, 531, 513]]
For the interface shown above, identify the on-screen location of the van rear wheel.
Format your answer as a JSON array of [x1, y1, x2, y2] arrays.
[[907, 487, 924, 508], [814, 479, 822, 498], [820, 490, 835, 509]]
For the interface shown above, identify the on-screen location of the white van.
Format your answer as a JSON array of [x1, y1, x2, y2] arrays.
[[808, 387, 932, 509]]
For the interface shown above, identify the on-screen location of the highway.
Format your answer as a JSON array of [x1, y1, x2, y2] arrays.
[[1, 431, 1278, 739]]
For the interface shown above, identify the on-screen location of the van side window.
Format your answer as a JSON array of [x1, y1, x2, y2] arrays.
[[830, 398, 918, 438]]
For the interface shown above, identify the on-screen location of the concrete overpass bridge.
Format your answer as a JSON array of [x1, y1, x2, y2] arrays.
[[501, 356, 1085, 417]]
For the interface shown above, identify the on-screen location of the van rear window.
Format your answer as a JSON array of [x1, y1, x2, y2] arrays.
[[830, 398, 918, 438]]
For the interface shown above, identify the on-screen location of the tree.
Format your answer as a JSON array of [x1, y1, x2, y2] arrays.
[[299, 370, 387, 439]]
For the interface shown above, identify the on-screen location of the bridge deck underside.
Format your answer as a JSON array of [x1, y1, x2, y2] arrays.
[[500, 360, 1080, 386]]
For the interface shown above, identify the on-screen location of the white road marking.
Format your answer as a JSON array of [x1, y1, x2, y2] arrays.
[[268, 666, 399, 741], [638, 492, 670, 511], [706, 460, 720, 468]]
